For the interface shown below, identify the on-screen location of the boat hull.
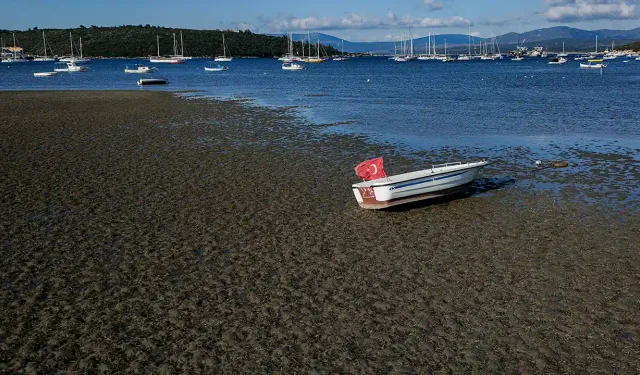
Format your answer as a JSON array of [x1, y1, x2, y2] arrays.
[[352, 162, 487, 210], [137, 78, 168, 85]]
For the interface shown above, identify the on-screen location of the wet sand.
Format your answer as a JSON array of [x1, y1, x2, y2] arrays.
[[1, 91, 638, 374]]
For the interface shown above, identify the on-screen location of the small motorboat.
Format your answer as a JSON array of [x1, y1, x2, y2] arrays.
[[548, 56, 567, 65], [54, 61, 86, 72], [580, 59, 607, 69], [511, 56, 524, 61], [282, 62, 304, 71], [34, 72, 58, 77], [137, 78, 168, 86], [125, 64, 154, 73], [352, 159, 489, 209], [204, 64, 229, 72]]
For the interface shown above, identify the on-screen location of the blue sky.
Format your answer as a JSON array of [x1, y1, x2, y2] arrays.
[[3, 0, 639, 41]]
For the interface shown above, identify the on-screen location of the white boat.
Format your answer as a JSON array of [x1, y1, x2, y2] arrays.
[[125, 64, 154, 73], [1, 33, 27, 63], [204, 64, 229, 71], [33, 31, 57, 61], [59, 34, 89, 63], [441, 39, 455, 62], [137, 78, 168, 85], [456, 25, 473, 61], [54, 61, 86, 72], [149, 35, 185, 64], [636, 56, 640, 61], [333, 40, 349, 61], [580, 59, 607, 69], [282, 62, 304, 70], [548, 56, 567, 64], [279, 32, 304, 62], [214, 33, 232, 62], [34, 72, 58, 77], [557, 41, 568, 57], [352, 161, 489, 209], [33, 57, 56, 62], [511, 56, 524, 61], [1, 57, 27, 63], [602, 54, 617, 60]]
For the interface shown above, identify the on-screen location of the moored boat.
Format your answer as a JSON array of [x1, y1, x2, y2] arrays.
[[214, 34, 233, 62], [137, 78, 168, 85], [282, 62, 304, 70], [580, 59, 607, 69], [352, 159, 489, 209], [54, 61, 86, 72], [34, 72, 58, 77], [548, 56, 567, 65], [124, 64, 154, 73], [150, 35, 185, 64], [204, 64, 229, 71]]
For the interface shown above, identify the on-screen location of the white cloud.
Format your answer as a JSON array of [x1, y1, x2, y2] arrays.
[[423, 0, 443, 11], [237, 23, 256, 31], [267, 12, 470, 31], [543, 0, 637, 22]]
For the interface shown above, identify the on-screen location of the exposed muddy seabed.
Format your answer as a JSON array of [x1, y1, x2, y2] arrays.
[[0, 91, 638, 374]]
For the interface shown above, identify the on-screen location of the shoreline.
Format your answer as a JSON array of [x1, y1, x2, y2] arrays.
[[1, 91, 638, 373]]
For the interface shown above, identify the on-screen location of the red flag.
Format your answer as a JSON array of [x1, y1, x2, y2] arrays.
[[355, 157, 387, 181]]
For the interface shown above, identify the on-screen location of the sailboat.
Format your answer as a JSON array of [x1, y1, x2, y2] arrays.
[[280, 32, 302, 62], [457, 24, 473, 61], [333, 40, 349, 61], [59, 34, 89, 63], [149, 35, 185, 64], [33, 31, 57, 61], [305, 39, 326, 63], [75, 37, 90, 63], [557, 41, 568, 57], [1, 33, 27, 63], [214, 34, 232, 62], [441, 39, 455, 62], [603, 41, 617, 60]]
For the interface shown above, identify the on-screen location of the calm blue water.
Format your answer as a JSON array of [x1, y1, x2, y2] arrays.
[[1, 57, 639, 206]]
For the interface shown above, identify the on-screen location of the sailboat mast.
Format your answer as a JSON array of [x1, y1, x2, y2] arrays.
[[428, 32, 431, 56], [180, 31, 184, 56], [43, 31, 47, 58], [173, 33, 177, 56], [595, 35, 598, 53], [80, 37, 83, 59], [157, 35, 160, 57], [468, 24, 471, 55], [13, 33, 17, 59], [69, 33, 74, 58], [222, 34, 226, 57], [317, 39, 320, 58]]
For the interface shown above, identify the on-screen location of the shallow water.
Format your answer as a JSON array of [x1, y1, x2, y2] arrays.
[[1, 57, 638, 207]]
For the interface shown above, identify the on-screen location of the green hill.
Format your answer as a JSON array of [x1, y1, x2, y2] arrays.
[[0, 25, 338, 58], [617, 41, 640, 51]]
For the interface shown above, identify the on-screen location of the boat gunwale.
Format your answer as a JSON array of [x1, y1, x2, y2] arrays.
[[352, 161, 489, 188]]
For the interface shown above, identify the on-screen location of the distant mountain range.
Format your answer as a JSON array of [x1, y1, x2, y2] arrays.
[[271, 26, 640, 54]]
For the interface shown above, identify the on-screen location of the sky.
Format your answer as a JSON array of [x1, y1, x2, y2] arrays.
[[2, 0, 639, 41]]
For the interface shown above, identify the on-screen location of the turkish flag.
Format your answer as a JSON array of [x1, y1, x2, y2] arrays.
[[355, 157, 387, 181]]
